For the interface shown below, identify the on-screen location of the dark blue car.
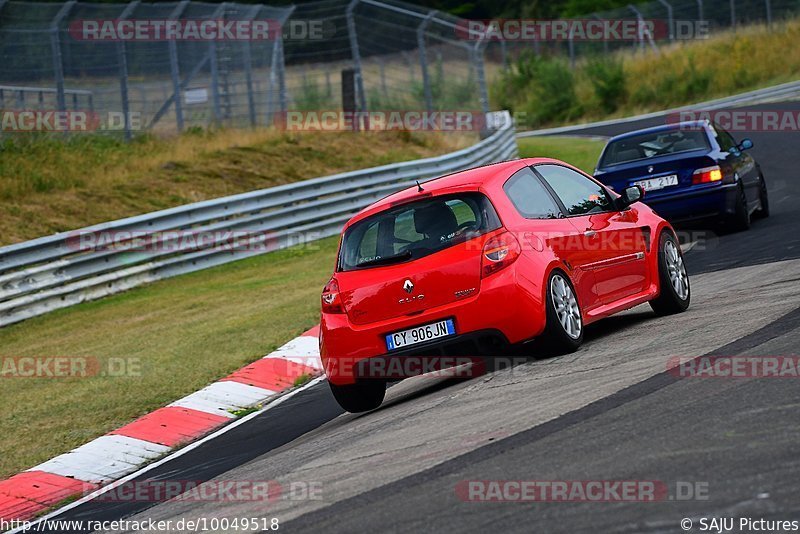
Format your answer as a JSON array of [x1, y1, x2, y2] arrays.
[[593, 120, 769, 231]]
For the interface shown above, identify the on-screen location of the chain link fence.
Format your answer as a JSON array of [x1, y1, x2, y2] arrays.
[[0, 0, 797, 138]]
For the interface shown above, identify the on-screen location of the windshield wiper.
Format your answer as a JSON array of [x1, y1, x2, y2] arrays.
[[357, 250, 412, 268]]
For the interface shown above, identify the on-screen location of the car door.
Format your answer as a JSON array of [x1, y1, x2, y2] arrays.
[[501, 166, 602, 313], [712, 123, 759, 210], [534, 163, 650, 305]]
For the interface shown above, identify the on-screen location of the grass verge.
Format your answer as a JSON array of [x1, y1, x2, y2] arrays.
[[0, 236, 340, 480], [517, 135, 606, 173], [0, 129, 470, 246], [491, 19, 800, 128]]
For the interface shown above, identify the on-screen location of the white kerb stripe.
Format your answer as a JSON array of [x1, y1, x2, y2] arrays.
[[29, 435, 171, 485], [168, 381, 276, 417], [266, 335, 322, 369]]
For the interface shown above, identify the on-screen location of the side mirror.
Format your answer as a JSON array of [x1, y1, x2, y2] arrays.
[[617, 185, 644, 209], [738, 138, 754, 151]]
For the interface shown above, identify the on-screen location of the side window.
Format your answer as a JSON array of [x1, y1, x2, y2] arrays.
[[536, 164, 612, 216], [503, 167, 560, 219], [713, 124, 737, 152]]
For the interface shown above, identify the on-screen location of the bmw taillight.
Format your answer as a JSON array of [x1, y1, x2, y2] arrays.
[[481, 232, 521, 278], [692, 165, 722, 185], [321, 278, 344, 314]]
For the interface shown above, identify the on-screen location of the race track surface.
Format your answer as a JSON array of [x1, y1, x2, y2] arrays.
[[37, 101, 800, 534]]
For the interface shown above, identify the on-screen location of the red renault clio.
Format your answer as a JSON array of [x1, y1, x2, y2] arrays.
[[320, 158, 690, 412]]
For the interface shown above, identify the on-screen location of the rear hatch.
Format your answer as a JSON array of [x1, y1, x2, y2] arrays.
[[335, 192, 501, 326]]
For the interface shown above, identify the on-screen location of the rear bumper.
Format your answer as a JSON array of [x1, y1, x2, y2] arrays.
[[644, 183, 738, 224], [320, 267, 543, 385]]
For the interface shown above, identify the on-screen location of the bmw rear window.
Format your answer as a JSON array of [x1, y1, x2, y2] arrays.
[[599, 129, 710, 168], [338, 193, 501, 271]]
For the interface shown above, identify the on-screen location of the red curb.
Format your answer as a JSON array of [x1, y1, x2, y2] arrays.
[[109, 407, 230, 448], [0, 471, 98, 521], [222, 358, 321, 392], [303, 325, 320, 338]]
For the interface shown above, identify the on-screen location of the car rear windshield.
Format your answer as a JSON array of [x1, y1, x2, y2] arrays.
[[599, 128, 710, 167], [338, 193, 501, 271]]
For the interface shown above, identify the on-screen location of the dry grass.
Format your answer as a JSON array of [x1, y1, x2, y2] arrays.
[[0, 128, 472, 246]]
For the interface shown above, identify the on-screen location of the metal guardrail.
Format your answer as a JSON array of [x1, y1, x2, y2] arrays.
[[0, 118, 518, 327]]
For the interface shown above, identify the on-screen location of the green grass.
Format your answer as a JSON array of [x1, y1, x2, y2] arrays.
[[517, 135, 606, 174], [492, 19, 800, 128], [0, 237, 340, 480]]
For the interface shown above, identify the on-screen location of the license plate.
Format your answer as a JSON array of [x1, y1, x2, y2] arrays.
[[634, 174, 678, 191], [386, 319, 455, 351]]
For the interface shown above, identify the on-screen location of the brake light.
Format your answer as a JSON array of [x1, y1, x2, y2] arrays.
[[321, 278, 344, 314], [481, 232, 521, 278], [692, 165, 722, 184]]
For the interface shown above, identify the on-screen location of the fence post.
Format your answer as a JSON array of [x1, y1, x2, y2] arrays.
[[49, 1, 75, 117], [168, 0, 190, 132], [730, 0, 736, 28], [208, 3, 228, 124], [697, 0, 704, 23], [568, 23, 576, 67], [277, 38, 288, 115], [346, 0, 367, 116], [591, 14, 608, 55], [117, 0, 139, 141], [242, 5, 261, 127], [656, 0, 675, 41], [471, 39, 490, 116], [417, 10, 437, 114], [765, 0, 772, 27]]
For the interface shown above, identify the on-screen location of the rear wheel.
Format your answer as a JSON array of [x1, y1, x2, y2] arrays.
[[329, 380, 386, 413], [728, 183, 751, 232], [650, 232, 690, 316], [540, 270, 583, 353], [754, 174, 770, 219]]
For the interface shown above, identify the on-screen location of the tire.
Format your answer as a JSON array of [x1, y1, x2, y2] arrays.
[[754, 174, 770, 219], [540, 270, 584, 353], [728, 183, 751, 232], [650, 231, 691, 316], [329, 380, 386, 413]]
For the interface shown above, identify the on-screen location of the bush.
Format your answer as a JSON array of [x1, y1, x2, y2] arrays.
[[585, 57, 626, 113]]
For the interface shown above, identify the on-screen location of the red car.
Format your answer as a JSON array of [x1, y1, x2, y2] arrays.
[[320, 158, 690, 412]]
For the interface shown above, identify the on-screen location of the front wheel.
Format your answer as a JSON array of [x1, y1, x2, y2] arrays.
[[329, 380, 386, 413], [650, 232, 691, 316], [540, 270, 584, 353], [754, 174, 770, 219]]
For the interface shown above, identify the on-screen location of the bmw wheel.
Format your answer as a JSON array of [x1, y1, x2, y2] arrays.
[[650, 231, 690, 315], [754, 173, 770, 219]]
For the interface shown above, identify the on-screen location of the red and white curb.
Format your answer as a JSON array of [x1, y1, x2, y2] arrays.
[[0, 326, 321, 524]]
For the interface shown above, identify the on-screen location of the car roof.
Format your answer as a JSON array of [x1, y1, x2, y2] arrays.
[[606, 120, 711, 142], [344, 158, 563, 228]]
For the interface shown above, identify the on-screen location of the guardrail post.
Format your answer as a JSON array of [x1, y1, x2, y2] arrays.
[[49, 1, 75, 117], [117, 0, 139, 141], [417, 10, 437, 114], [346, 0, 367, 119], [168, 0, 190, 132]]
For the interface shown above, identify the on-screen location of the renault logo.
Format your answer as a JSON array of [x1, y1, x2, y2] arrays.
[[403, 279, 414, 293], [647, 165, 654, 173]]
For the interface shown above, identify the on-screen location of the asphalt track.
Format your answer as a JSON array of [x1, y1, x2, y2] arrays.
[[35, 101, 800, 533]]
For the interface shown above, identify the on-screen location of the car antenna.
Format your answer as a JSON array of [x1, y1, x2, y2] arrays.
[[416, 180, 424, 193]]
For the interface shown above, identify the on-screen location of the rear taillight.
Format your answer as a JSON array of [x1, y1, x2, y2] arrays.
[[692, 165, 722, 185], [481, 232, 521, 278], [321, 278, 344, 314]]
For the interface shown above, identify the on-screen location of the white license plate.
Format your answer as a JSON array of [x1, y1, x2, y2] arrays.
[[634, 174, 678, 191], [386, 319, 455, 351]]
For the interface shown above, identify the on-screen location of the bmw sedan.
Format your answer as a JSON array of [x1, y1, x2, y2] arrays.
[[319, 158, 691, 412], [593, 120, 769, 231]]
